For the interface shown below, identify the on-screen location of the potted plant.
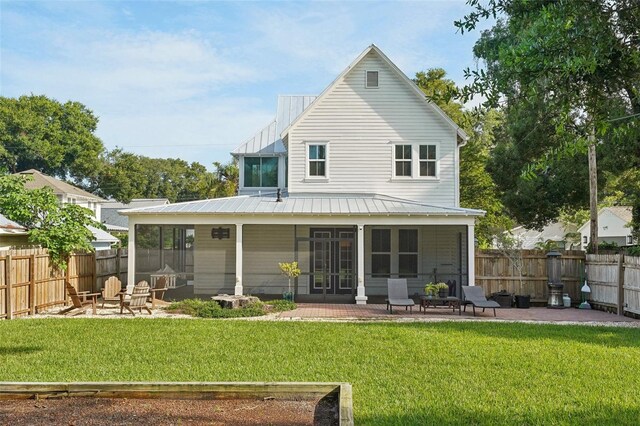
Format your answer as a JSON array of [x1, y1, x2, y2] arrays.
[[279, 261, 301, 302], [424, 283, 437, 298], [435, 282, 449, 298]]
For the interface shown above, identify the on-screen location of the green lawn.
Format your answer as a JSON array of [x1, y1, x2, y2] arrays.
[[1, 319, 639, 425]]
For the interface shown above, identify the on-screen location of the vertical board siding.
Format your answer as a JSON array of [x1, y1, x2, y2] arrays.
[[585, 254, 620, 306], [623, 256, 640, 315], [0, 248, 129, 319], [243, 225, 294, 295], [288, 51, 457, 205], [475, 250, 585, 302]]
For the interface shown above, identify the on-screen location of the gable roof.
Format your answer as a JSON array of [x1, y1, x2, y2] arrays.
[[17, 169, 104, 201], [121, 192, 484, 217], [577, 206, 633, 233], [232, 95, 316, 156], [280, 44, 469, 145]]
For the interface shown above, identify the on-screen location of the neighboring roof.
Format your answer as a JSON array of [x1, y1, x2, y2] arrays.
[[102, 198, 170, 210], [510, 222, 576, 250], [232, 95, 316, 156], [280, 44, 469, 144], [0, 213, 27, 235], [88, 226, 119, 244], [16, 169, 104, 201], [102, 199, 171, 229], [121, 193, 484, 217], [577, 206, 633, 233]]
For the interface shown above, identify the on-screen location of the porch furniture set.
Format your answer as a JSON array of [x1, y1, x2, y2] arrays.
[[60, 275, 169, 316], [385, 279, 501, 317]]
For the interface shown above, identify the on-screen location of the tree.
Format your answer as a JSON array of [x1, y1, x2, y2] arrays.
[[455, 0, 640, 250], [0, 95, 105, 183], [414, 69, 512, 247], [0, 175, 99, 268]]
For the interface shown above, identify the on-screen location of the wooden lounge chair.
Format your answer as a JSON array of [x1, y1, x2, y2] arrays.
[[120, 281, 152, 316], [101, 276, 122, 308], [59, 282, 100, 316], [462, 286, 501, 317], [386, 278, 415, 314], [149, 275, 168, 308]]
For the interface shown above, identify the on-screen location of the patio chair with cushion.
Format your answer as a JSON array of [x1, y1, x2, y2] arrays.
[[101, 276, 122, 308], [59, 282, 100, 316], [386, 278, 415, 314], [462, 286, 501, 317], [120, 281, 152, 316]]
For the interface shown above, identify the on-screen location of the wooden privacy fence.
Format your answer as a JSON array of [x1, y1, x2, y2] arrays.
[[586, 254, 640, 316], [475, 250, 585, 302], [0, 248, 128, 319]]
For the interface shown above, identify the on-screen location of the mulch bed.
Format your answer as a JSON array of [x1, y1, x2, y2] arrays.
[[0, 396, 339, 425]]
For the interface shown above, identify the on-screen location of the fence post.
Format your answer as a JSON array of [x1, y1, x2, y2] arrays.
[[93, 252, 98, 293], [617, 253, 625, 316], [6, 254, 12, 320], [116, 248, 122, 282], [29, 254, 36, 315]]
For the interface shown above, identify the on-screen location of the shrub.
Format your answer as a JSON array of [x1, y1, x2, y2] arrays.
[[166, 298, 296, 318]]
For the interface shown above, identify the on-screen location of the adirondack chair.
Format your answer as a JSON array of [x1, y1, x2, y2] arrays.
[[149, 275, 168, 308], [120, 281, 152, 316], [101, 276, 122, 308], [59, 282, 100, 316]]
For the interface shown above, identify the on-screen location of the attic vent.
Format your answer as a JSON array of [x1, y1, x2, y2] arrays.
[[366, 70, 379, 88]]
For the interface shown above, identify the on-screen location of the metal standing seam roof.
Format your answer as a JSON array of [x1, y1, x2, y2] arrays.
[[231, 95, 317, 156], [120, 193, 484, 217]]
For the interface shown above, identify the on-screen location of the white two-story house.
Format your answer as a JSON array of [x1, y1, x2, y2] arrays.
[[123, 45, 484, 303]]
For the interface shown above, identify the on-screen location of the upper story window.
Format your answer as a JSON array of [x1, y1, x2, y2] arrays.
[[308, 143, 327, 177], [419, 145, 437, 177], [392, 143, 439, 179], [365, 70, 379, 88], [244, 157, 278, 187], [395, 145, 412, 177]]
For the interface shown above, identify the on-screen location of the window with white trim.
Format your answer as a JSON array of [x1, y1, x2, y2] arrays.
[[371, 229, 391, 278], [398, 229, 418, 278], [419, 145, 437, 177], [394, 145, 412, 177], [308, 144, 327, 177], [365, 70, 379, 88]]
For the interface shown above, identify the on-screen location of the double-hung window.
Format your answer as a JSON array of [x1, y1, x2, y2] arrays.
[[308, 144, 327, 177], [398, 229, 418, 278], [244, 157, 278, 187], [419, 145, 437, 177], [371, 229, 391, 278], [394, 145, 412, 177]]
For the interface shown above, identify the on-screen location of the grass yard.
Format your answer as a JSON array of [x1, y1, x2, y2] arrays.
[[1, 319, 639, 425]]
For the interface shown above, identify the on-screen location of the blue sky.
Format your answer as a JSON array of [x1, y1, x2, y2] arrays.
[[1, 1, 488, 167]]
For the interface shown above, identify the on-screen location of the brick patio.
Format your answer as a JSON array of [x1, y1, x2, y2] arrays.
[[275, 303, 639, 323]]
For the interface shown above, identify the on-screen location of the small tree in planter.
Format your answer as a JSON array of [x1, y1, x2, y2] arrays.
[[494, 230, 528, 308], [279, 261, 301, 301]]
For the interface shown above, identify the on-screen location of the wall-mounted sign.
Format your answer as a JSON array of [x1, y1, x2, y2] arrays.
[[211, 227, 230, 240]]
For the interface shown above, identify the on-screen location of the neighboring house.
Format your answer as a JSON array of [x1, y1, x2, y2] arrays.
[[15, 169, 118, 250], [122, 45, 484, 303], [102, 199, 170, 233], [578, 206, 635, 249], [509, 222, 579, 250], [0, 213, 30, 249]]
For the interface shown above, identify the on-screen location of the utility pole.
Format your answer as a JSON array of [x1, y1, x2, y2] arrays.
[[588, 131, 598, 254]]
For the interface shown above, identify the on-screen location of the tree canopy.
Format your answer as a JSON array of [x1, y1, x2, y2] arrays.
[[456, 0, 640, 235], [0, 175, 99, 268]]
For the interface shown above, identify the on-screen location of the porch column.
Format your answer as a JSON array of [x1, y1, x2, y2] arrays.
[[355, 224, 368, 304], [235, 223, 243, 296], [467, 224, 475, 285], [127, 219, 136, 286]]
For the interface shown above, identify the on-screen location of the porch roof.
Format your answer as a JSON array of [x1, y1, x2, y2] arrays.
[[120, 193, 484, 217]]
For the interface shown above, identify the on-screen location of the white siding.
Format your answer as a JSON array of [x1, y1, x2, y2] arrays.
[[288, 51, 457, 205], [194, 225, 236, 295]]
